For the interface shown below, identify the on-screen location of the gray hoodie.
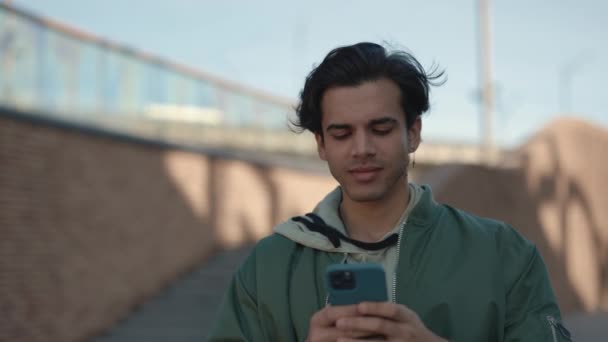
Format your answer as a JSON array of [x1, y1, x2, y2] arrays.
[[274, 182, 423, 302]]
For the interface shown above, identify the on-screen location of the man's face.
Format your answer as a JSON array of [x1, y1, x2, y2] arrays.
[[316, 78, 421, 203]]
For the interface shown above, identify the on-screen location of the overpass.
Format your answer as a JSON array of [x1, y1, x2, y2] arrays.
[[0, 2, 490, 167]]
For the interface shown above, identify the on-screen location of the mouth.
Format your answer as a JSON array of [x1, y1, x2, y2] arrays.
[[348, 167, 383, 182]]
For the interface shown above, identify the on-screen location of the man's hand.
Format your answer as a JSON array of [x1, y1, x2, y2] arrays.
[[307, 304, 374, 342], [334, 302, 447, 342]]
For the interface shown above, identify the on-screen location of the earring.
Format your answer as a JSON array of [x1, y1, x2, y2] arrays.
[[412, 152, 416, 168]]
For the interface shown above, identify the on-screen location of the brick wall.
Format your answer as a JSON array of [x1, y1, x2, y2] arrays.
[[0, 113, 336, 341], [1, 112, 605, 341]]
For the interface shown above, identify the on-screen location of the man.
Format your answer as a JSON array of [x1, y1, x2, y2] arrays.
[[209, 42, 570, 341]]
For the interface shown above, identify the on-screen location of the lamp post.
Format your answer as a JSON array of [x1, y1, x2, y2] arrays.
[[478, 0, 496, 165], [559, 54, 591, 115]]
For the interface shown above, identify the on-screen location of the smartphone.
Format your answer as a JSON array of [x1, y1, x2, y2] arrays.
[[326, 263, 388, 306]]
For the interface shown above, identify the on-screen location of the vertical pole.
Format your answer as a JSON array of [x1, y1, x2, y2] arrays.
[[479, 0, 495, 164]]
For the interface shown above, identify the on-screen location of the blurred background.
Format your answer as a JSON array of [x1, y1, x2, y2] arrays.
[[0, 0, 606, 341]]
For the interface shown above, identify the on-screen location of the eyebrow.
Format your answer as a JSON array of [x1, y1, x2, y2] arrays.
[[326, 123, 351, 132], [325, 117, 398, 132], [369, 117, 397, 126]]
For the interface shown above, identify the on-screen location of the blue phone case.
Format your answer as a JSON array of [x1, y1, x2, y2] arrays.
[[326, 263, 388, 306]]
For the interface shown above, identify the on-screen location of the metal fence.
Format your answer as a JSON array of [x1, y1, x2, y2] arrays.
[[0, 3, 302, 153]]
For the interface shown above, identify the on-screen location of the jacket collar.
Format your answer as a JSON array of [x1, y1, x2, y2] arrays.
[[404, 184, 443, 230]]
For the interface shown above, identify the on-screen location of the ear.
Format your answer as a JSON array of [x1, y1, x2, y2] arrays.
[[315, 132, 327, 161], [407, 116, 422, 153]]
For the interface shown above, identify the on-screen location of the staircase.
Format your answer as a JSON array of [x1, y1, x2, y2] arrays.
[[94, 246, 253, 341]]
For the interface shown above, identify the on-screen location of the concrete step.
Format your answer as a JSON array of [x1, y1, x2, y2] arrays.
[[94, 245, 253, 341]]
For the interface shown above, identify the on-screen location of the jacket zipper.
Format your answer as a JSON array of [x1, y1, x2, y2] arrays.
[[547, 316, 558, 342], [325, 220, 408, 305], [391, 219, 408, 303]]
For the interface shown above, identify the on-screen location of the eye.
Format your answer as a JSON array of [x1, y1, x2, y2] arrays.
[[332, 132, 351, 140], [372, 125, 393, 135]]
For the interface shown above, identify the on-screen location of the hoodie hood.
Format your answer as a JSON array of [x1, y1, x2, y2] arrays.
[[274, 182, 424, 254], [274, 182, 427, 303]]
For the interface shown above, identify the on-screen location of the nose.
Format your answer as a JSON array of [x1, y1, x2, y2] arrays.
[[351, 131, 376, 158]]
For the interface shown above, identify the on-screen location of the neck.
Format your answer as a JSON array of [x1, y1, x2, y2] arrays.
[[340, 180, 410, 243]]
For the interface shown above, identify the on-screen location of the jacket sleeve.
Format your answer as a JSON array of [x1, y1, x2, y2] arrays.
[[501, 228, 572, 341], [207, 249, 266, 341]]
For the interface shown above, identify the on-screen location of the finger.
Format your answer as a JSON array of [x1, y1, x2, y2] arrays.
[[337, 338, 386, 342], [357, 302, 416, 322], [341, 327, 381, 339], [310, 326, 379, 342], [308, 327, 344, 342], [311, 304, 360, 327], [336, 316, 399, 336]]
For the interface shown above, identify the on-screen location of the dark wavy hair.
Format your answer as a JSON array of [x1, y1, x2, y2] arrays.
[[292, 42, 445, 135]]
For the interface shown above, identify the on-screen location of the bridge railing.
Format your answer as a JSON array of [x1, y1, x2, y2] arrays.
[[0, 3, 302, 149], [0, 3, 488, 165]]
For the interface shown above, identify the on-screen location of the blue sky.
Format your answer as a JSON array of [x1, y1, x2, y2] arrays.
[[12, 0, 608, 146]]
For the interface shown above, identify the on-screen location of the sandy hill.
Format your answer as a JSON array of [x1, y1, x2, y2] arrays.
[[420, 117, 608, 314]]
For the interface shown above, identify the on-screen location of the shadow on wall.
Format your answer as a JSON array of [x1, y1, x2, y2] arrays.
[[0, 114, 217, 342], [420, 118, 608, 315], [0, 113, 337, 341], [162, 151, 336, 249]]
